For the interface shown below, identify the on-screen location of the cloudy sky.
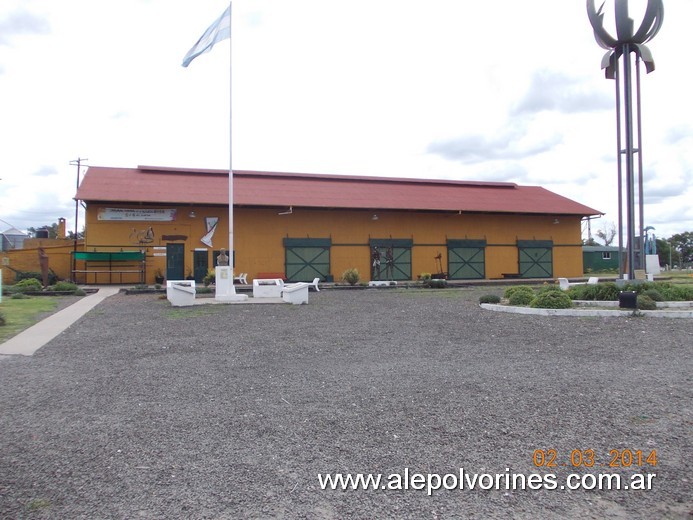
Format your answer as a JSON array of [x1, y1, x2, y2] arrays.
[[1, 0, 691, 240]]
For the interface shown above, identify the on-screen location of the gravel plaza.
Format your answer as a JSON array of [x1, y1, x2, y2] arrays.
[[0, 287, 691, 519]]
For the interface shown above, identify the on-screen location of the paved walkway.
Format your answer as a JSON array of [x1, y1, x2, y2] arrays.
[[0, 287, 120, 356]]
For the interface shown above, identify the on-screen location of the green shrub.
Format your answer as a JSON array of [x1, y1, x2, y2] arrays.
[[74, 289, 87, 296], [203, 268, 215, 286], [652, 283, 693, 301], [16, 270, 58, 286], [342, 268, 360, 286], [504, 285, 535, 299], [637, 294, 657, 310], [642, 288, 663, 302], [426, 279, 448, 289], [197, 286, 213, 294], [567, 282, 620, 301], [538, 284, 563, 294], [671, 285, 693, 301], [479, 294, 501, 304], [508, 290, 535, 306], [419, 272, 432, 281], [531, 291, 573, 309], [49, 281, 78, 292], [13, 278, 43, 293], [11, 293, 30, 299]]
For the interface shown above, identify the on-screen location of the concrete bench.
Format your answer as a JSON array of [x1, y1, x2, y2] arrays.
[[282, 282, 310, 304], [368, 280, 397, 287], [166, 280, 196, 306], [253, 278, 283, 298], [558, 277, 599, 291]]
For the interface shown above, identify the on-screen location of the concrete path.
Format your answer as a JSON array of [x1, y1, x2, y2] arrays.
[[0, 287, 120, 356]]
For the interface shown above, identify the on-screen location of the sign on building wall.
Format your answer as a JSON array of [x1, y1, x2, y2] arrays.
[[98, 208, 177, 221]]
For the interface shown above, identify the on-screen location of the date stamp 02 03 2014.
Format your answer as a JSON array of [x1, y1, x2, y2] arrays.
[[532, 448, 658, 469]]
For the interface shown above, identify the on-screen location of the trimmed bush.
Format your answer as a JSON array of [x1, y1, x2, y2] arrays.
[[508, 290, 535, 306], [342, 268, 360, 286], [13, 278, 43, 293], [426, 279, 448, 289], [637, 295, 657, 310], [479, 294, 501, 304], [49, 281, 78, 292], [642, 288, 663, 302], [538, 284, 563, 294], [504, 285, 535, 300], [531, 290, 573, 309], [419, 272, 432, 282]]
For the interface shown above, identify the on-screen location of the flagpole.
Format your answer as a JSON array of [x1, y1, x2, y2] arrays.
[[220, 1, 246, 300], [228, 1, 234, 274]]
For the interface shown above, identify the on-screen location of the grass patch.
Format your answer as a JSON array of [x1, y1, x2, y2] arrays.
[[0, 297, 59, 342], [666, 272, 693, 285], [26, 498, 51, 511]]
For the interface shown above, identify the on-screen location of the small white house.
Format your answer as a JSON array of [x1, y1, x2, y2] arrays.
[[1, 228, 27, 252]]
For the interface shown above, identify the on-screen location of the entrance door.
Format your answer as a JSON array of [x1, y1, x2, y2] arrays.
[[518, 240, 553, 278], [166, 243, 185, 281], [193, 250, 208, 283], [369, 239, 412, 281], [447, 239, 486, 279], [284, 238, 331, 282]]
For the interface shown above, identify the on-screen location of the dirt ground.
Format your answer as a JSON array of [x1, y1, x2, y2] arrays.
[[0, 287, 690, 519]]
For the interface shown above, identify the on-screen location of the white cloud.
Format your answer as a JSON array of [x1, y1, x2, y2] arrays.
[[0, 0, 691, 240]]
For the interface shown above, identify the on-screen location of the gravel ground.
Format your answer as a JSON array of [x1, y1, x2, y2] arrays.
[[0, 287, 691, 519]]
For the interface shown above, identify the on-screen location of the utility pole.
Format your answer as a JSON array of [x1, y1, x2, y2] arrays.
[[69, 158, 87, 282]]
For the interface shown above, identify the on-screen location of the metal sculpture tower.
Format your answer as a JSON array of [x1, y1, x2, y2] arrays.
[[586, 0, 664, 280]]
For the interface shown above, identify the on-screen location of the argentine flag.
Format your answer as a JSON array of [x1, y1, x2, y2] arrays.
[[182, 4, 231, 67]]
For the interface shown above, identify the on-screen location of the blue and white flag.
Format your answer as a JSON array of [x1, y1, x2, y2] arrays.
[[181, 4, 231, 67]]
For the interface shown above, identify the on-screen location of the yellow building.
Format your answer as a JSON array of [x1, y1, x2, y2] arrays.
[[71, 165, 601, 284]]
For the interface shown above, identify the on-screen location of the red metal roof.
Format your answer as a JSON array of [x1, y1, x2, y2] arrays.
[[75, 165, 602, 216]]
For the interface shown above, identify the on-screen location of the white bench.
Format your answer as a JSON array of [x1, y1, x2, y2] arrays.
[[253, 278, 283, 298], [166, 280, 196, 306], [368, 280, 397, 287], [558, 277, 599, 291], [234, 272, 248, 284], [282, 282, 310, 304]]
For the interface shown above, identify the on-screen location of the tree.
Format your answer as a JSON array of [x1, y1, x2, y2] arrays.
[[596, 221, 617, 246], [669, 231, 693, 266], [26, 221, 84, 240], [27, 223, 59, 239], [656, 238, 671, 268]]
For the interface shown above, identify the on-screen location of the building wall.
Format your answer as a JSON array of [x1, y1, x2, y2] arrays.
[[80, 203, 585, 283], [1, 240, 79, 285], [583, 250, 621, 272]]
